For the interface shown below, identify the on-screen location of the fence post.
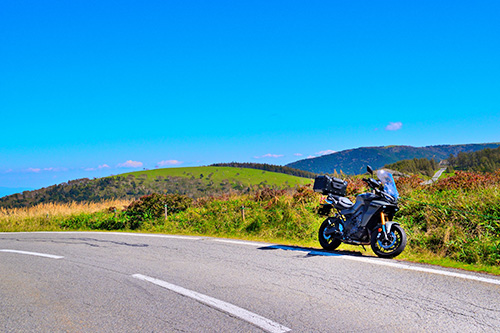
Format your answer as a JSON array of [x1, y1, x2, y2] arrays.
[[241, 205, 245, 223], [165, 204, 168, 219]]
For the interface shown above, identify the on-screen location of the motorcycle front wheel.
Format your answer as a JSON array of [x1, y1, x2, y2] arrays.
[[370, 224, 407, 258], [318, 218, 342, 251]]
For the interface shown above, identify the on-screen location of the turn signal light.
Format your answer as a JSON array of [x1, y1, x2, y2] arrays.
[[378, 228, 382, 232]]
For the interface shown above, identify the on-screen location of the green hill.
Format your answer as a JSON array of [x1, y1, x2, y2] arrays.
[[287, 143, 500, 175], [0, 166, 313, 208], [119, 166, 312, 188]]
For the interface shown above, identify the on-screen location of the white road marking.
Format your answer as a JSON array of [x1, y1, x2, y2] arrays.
[[132, 274, 291, 333], [270, 245, 500, 286], [106, 232, 202, 240], [339, 255, 500, 286], [0, 249, 64, 259], [212, 239, 267, 247], [0, 231, 202, 240]]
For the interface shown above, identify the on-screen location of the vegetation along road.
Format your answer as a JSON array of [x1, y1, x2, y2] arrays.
[[1, 232, 499, 332]]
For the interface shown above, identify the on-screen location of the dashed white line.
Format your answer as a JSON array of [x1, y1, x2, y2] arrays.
[[132, 274, 291, 333], [0, 249, 64, 259]]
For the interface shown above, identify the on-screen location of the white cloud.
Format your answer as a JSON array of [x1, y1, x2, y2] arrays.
[[117, 160, 143, 168], [43, 167, 68, 172], [316, 150, 336, 156], [385, 122, 403, 131], [294, 153, 303, 156], [85, 164, 111, 172], [254, 153, 284, 159], [27, 168, 41, 173], [157, 160, 183, 167]]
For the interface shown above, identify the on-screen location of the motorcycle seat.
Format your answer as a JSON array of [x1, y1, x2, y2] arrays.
[[336, 197, 354, 209]]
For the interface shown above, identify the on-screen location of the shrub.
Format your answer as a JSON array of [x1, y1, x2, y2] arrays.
[[345, 177, 367, 199], [254, 187, 286, 202], [292, 185, 317, 204], [125, 193, 192, 228], [395, 174, 424, 196], [432, 171, 500, 192]]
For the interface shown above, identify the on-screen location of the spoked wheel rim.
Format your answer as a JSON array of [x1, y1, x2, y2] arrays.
[[319, 218, 343, 250], [371, 224, 407, 258], [376, 231, 400, 252], [322, 223, 342, 242]]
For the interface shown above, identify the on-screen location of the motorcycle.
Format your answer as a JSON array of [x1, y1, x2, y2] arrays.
[[314, 166, 407, 258]]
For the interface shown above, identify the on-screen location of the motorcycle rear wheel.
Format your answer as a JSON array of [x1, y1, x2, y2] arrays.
[[370, 224, 407, 258], [318, 218, 342, 251]]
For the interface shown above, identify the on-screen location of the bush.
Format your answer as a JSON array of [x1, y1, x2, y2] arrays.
[[431, 171, 500, 191], [292, 185, 317, 204], [254, 187, 286, 202], [125, 193, 192, 228], [60, 211, 127, 230]]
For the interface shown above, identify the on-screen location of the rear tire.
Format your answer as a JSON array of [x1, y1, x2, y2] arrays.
[[318, 218, 342, 251], [370, 224, 407, 258]]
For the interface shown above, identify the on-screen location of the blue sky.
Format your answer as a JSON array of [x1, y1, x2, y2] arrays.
[[1, 0, 499, 193]]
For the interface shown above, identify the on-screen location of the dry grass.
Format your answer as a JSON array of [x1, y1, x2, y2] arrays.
[[0, 200, 131, 232]]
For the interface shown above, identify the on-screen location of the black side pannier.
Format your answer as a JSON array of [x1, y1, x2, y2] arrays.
[[313, 175, 347, 196]]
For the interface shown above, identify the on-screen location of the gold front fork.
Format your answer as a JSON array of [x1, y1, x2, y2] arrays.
[[380, 212, 388, 240]]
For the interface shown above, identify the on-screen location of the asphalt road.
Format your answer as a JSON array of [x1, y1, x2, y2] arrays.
[[423, 168, 447, 185], [1, 232, 499, 332]]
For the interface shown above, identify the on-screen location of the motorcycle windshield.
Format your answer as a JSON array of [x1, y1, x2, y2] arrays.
[[376, 169, 399, 200]]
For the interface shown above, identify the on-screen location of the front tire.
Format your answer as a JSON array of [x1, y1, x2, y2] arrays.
[[370, 224, 407, 258], [318, 218, 342, 251]]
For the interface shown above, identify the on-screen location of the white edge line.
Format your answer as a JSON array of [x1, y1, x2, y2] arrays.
[[0, 249, 64, 259], [212, 239, 267, 247], [0, 231, 201, 240], [336, 254, 500, 286], [132, 274, 291, 333], [271, 245, 500, 286], [106, 232, 201, 240]]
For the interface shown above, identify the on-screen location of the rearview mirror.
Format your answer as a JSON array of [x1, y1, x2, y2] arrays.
[[367, 166, 374, 175]]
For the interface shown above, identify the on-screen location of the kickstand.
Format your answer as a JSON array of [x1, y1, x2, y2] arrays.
[[361, 245, 366, 251]]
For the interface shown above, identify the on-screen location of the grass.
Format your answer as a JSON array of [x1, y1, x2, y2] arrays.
[[0, 200, 130, 232]]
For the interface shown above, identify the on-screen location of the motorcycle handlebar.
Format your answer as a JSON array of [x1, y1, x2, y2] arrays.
[[363, 177, 379, 189]]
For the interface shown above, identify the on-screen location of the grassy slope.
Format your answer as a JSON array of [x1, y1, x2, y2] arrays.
[[118, 166, 314, 188]]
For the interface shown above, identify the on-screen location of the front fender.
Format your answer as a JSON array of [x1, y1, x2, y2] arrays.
[[384, 221, 400, 233], [373, 221, 400, 234]]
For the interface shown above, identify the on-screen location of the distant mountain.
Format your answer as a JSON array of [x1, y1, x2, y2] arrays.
[[286, 143, 500, 175]]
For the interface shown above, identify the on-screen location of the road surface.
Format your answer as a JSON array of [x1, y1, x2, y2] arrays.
[[424, 168, 447, 185], [1, 232, 499, 332]]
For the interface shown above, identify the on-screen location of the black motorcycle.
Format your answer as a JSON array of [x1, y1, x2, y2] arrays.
[[314, 166, 407, 258]]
